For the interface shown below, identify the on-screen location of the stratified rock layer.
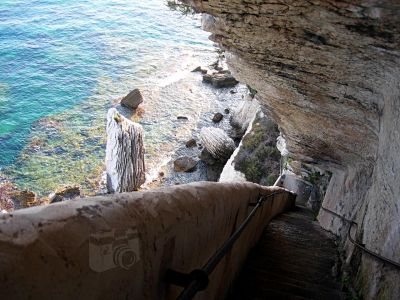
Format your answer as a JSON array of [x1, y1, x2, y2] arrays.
[[200, 127, 236, 160], [184, 1, 400, 299], [106, 108, 145, 192]]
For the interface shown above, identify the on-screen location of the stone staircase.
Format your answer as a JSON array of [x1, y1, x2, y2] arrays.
[[228, 206, 345, 300]]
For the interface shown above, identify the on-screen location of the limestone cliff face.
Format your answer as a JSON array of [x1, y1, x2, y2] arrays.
[[183, 1, 400, 298]]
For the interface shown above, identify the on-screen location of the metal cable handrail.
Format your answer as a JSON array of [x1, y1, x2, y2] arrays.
[[165, 190, 288, 300], [320, 206, 400, 269]]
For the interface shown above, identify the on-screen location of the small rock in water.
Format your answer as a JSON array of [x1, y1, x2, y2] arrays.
[[159, 172, 165, 177], [212, 112, 224, 123], [202, 73, 212, 83], [174, 157, 197, 172], [177, 116, 189, 120], [192, 66, 209, 74], [224, 108, 230, 114], [211, 73, 238, 88], [202, 70, 239, 88], [192, 66, 202, 72], [120, 88, 143, 110], [49, 185, 81, 203], [185, 138, 197, 148], [230, 90, 237, 94]]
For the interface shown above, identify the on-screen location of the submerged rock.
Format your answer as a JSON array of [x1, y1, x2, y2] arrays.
[[49, 185, 81, 203], [185, 138, 197, 148], [212, 112, 223, 123], [106, 108, 145, 193], [173, 157, 197, 172], [120, 88, 143, 110]]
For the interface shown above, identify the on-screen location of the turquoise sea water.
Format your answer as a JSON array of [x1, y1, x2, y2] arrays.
[[0, 0, 228, 195]]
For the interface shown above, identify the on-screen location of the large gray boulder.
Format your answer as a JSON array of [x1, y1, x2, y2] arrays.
[[106, 108, 145, 193]]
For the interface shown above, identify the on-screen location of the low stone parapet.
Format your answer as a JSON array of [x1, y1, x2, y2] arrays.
[[0, 182, 295, 300]]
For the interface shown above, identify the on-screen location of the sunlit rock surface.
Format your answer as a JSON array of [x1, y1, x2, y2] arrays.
[[184, 1, 400, 298], [106, 108, 145, 192]]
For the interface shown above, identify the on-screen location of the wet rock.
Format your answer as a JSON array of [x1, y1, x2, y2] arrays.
[[173, 157, 197, 172], [11, 190, 37, 208], [224, 108, 230, 114], [192, 66, 208, 73], [192, 66, 202, 72], [212, 112, 223, 123], [177, 116, 188, 120], [199, 149, 217, 166], [202, 71, 239, 88], [185, 138, 197, 148], [120, 88, 143, 110], [49, 185, 81, 203], [202, 73, 212, 83]]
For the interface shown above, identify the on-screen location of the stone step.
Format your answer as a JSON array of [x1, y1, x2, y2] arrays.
[[227, 206, 345, 300]]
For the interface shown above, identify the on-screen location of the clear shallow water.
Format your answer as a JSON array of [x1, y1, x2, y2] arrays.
[[0, 0, 211, 162], [0, 0, 251, 197], [0, 0, 221, 195]]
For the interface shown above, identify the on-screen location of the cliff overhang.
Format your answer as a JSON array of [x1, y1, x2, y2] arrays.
[[182, 1, 400, 299]]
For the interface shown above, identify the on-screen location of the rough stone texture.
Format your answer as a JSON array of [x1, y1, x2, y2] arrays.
[[11, 190, 37, 208], [185, 138, 197, 148], [49, 185, 81, 203], [173, 156, 197, 172], [203, 70, 238, 88], [183, 1, 400, 298], [200, 127, 236, 160], [229, 206, 344, 300], [106, 108, 145, 193], [0, 182, 294, 300], [120, 88, 143, 110], [229, 96, 260, 138], [212, 112, 223, 123]]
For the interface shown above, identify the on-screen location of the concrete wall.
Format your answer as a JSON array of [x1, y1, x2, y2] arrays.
[[0, 182, 294, 300]]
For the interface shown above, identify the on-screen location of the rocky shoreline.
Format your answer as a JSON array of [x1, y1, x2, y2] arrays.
[[0, 52, 281, 212]]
